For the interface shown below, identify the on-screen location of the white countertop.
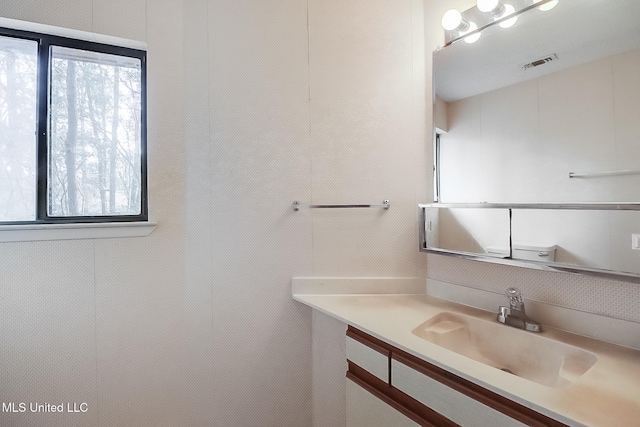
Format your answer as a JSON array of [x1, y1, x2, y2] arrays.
[[293, 278, 640, 427]]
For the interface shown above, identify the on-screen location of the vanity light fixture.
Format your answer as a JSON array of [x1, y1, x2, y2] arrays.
[[441, 9, 481, 44], [499, 4, 518, 28], [463, 23, 482, 43], [477, 0, 505, 16], [535, 0, 559, 11], [442, 0, 560, 46], [477, 0, 518, 28], [441, 9, 470, 32]]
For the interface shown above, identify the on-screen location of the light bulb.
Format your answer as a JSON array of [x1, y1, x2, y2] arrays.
[[442, 9, 465, 31], [463, 22, 481, 44], [477, 0, 501, 13], [499, 4, 518, 28], [536, 0, 559, 11]]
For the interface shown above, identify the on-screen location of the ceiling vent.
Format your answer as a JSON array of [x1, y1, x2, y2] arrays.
[[523, 53, 558, 70]]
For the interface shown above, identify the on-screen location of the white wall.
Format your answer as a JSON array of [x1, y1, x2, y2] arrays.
[[307, 1, 427, 425], [0, 1, 427, 426], [184, 1, 314, 426]]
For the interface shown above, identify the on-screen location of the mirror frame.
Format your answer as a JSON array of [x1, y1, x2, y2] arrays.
[[419, 203, 640, 284]]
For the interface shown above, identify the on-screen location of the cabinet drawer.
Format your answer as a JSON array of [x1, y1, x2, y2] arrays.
[[346, 336, 389, 383], [347, 379, 420, 427], [392, 359, 526, 427]]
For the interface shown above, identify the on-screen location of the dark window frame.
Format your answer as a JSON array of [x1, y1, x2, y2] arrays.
[[0, 25, 147, 225]]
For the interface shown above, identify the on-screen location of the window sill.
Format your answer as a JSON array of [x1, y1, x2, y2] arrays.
[[0, 222, 157, 243]]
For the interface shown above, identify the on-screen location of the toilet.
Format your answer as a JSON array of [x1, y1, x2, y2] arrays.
[[487, 243, 556, 262], [512, 243, 557, 262]]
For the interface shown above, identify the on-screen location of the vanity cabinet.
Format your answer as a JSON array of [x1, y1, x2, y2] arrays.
[[346, 334, 389, 383], [345, 326, 566, 427], [346, 332, 420, 427], [346, 380, 419, 427]]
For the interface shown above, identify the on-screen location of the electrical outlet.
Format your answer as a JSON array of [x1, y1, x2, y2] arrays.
[[633, 234, 640, 250]]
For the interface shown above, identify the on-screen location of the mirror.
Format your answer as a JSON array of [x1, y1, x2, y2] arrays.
[[511, 209, 640, 275], [429, 0, 640, 282], [425, 206, 510, 256]]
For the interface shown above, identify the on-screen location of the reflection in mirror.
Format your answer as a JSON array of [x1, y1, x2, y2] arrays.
[[434, 0, 640, 203], [427, 0, 640, 283], [512, 210, 640, 275], [425, 207, 510, 256]]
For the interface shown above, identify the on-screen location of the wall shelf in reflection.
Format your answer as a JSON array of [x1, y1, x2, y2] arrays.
[[418, 203, 640, 285]]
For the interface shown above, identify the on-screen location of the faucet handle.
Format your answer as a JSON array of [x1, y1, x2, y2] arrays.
[[505, 287, 523, 308], [505, 287, 522, 299], [497, 305, 510, 324]]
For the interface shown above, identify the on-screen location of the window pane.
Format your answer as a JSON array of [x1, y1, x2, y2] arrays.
[[48, 46, 142, 217], [0, 36, 37, 221]]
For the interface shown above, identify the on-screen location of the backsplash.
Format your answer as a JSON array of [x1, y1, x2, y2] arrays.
[[427, 254, 640, 324]]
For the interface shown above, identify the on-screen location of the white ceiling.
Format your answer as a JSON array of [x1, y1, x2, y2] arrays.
[[434, 0, 640, 101]]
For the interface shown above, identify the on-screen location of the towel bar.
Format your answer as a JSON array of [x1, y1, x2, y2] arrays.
[[293, 200, 390, 211], [569, 169, 640, 178]]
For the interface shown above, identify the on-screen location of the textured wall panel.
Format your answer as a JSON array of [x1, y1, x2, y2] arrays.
[[92, 0, 147, 41], [308, 0, 425, 278], [0, 240, 97, 427], [0, 0, 92, 31], [411, 0, 430, 280], [427, 254, 640, 323], [94, 2, 190, 426], [206, 1, 314, 425], [312, 311, 347, 427], [306, 1, 427, 425], [183, 1, 217, 425]]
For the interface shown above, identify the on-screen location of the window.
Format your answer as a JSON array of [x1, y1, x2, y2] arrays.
[[0, 25, 146, 224]]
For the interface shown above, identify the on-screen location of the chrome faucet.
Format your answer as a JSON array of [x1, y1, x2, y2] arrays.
[[497, 287, 542, 332]]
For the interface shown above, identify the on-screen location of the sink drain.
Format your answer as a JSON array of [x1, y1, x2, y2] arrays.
[[500, 368, 514, 375]]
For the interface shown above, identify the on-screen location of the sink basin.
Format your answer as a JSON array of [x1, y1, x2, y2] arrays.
[[412, 312, 597, 388]]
